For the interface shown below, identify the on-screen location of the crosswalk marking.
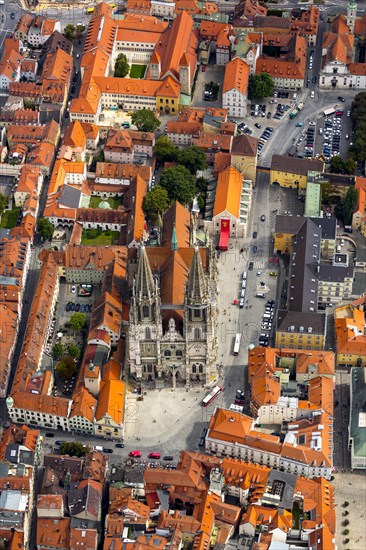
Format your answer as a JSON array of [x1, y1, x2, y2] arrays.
[[253, 261, 265, 269]]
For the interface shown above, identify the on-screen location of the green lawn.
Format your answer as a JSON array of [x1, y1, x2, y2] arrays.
[[130, 64, 147, 79], [0, 208, 20, 228], [81, 230, 120, 246], [89, 196, 123, 209]]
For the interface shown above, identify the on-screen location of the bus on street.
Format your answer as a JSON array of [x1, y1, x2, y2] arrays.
[[233, 333, 241, 356], [202, 386, 222, 406], [323, 108, 336, 117]]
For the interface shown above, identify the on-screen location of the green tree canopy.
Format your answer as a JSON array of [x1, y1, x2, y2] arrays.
[[114, 53, 130, 78], [59, 441, 90, 457], [37, 217, 54, 240], [343, 187, 358, 225], [143, 185, 170, 221], [196, 177, 209, 193], [69, 312, 87, 330], [350, 92, 366, 165], [177, 146, 207, 174], [329, 155, 356, 175], [131, 109, 161, 133], [153, 136, 178, 163], [56, 356, 77, 380], [67, 343, 81, 359], [0, 193, 8, 214], [53, 343, 64, 360], [160, 165, 196, 205], [248, 73, 274, 99], [63, 24, 76, 41]]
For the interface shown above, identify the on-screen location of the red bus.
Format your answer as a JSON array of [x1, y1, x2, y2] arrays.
[[202, 385, 222, 406]]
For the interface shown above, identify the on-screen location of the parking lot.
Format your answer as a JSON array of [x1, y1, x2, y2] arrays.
[[192, 65, 225, 108], [40, 282, 101, 395]]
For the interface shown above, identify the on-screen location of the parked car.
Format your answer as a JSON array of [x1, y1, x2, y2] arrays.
[[248, 261, 254, 270], [129, 450, 142, 457], [115, 443, 125, 448], [163, 455, 174, 461], [75, 304, 80, 312], [261, 214, 265, 221], [252, 245, 258, 253], [45, 433, 54, 438], [338, 96, 345, 102], [103, 448, 113, 454], [71, 286, 76, 293], [148, 452, 161, 459]]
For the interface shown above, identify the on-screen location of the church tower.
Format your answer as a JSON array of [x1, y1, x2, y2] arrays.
[[179, 53, 191, 95], [347, 0, 357, 33], [149, 50, 161, 81], [128, 246, 162, 380], [184, 248, 216, 385]]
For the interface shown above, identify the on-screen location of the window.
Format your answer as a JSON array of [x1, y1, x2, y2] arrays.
[[142, 305, 149, 318], [194, 328, 201, 340], [164, 350, 171, 357], [145, 327, 151, 340]]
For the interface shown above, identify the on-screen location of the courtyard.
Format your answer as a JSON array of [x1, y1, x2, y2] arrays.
[[89, 196, 123, 209], [129, 64, 146, 79], [81, 228, 120, 245]]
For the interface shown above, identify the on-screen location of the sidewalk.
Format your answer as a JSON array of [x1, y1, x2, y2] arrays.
[[333, 470, 366, 548]]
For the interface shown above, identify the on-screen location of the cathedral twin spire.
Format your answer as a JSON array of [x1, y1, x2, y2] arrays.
[[135, 245, 155, 300], [186, 247, 208, 306]]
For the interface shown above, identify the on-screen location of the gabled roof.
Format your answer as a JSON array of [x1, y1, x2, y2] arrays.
[[214, 165, 243, 218], [223, 57, 249, 95], [152, 11, 198, 81]]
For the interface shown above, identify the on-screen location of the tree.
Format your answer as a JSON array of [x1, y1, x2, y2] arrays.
[[37, 217, 54, 240], [59, 441, 90, 458], [196, 177, 209, 193], [345, 157, 356, 175], [329, 155, 346, 174], [63, 24, 76, 41], [67, 343, 81, 359], [143, 185, 170, 221], [329, 155, 356, 175], [131, 109, 161, 133], [343, 186, 358, 225], [177, 146, 207, 174], [248, 73, 274, 99], [153, 136, 178, 163], [75, 25, 85, 40], [56, 356, 77, 380], [160, 165, 196, 205], [53, 343, 64, 360], [114, 53, 130, 78], [69, 312, 87, 330], [0, 193, 8, 214]]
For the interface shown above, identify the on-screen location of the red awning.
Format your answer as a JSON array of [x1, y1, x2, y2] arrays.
[[219, 218, 230, 251]]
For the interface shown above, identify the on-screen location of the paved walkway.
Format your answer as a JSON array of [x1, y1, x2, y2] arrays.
[[333, 469, 366, 548], [124, 387, 206, 445]]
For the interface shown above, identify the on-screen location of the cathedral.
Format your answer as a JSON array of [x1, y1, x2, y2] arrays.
[[127, 202, 218, 388]]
